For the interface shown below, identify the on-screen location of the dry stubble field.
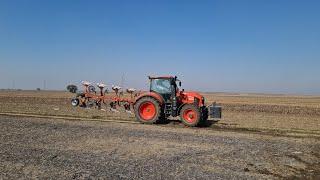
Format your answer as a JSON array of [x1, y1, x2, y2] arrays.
[[0, 90, 320, 179], [0, 90, 319, 135]]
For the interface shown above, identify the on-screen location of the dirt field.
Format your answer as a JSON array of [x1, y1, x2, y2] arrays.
[[0, 90, 319, 179], [0, 90, 319, 134], [0, 116, 319, 179]]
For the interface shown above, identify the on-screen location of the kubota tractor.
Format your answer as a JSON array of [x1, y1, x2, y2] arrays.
[[133, 76, 221, 126]]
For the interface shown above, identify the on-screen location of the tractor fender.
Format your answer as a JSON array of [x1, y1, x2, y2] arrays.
[[177, 102, 202, 116], [177, 103, 188, 115], [134, 92, 165, 106]]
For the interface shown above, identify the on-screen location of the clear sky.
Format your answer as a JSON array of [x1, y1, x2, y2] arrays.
[[1, 0, 319, 94]]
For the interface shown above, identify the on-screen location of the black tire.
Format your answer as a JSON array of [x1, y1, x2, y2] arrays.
[[179, 104, 201, 127], [71, 98, 79, 107], [134, 97, 161, 124]]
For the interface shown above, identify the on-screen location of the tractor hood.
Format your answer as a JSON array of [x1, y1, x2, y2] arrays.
[[180, 91, 203, 99], [179, 91, 205, 106]]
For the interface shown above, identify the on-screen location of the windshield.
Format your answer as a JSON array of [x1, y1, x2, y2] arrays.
[[150, 79, 171, 94]]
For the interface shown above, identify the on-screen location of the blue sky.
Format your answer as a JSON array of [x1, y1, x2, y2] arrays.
[[0, 0, 319, 94]]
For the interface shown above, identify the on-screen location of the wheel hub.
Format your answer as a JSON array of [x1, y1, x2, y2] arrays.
[[139, 102, 156, 120], [183, 109, 197, 123]]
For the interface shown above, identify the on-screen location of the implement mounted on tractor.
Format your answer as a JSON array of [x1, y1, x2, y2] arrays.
[[68, 76, 221, 127]]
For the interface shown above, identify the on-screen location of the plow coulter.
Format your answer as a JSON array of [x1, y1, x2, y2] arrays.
[[67, 76, 222, 127]]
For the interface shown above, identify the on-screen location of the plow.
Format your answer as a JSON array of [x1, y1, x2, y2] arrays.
[[67, 76, 221, 127]]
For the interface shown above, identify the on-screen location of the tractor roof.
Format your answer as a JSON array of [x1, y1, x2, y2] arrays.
[[148, 76, 175, 79]]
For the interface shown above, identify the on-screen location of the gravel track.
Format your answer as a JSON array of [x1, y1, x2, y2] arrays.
[[0, 115, 319, 179]]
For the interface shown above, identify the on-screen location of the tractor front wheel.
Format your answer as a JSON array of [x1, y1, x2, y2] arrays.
[[180, 104, 201, 127], [134, 97, 161, 124]]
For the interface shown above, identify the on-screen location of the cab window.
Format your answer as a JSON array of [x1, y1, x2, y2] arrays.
[[150, 79, 171, 94]]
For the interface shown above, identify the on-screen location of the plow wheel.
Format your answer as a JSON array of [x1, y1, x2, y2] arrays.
[[134, 97, 161, 124], [180, 104, 201, 127], [71, 98, 79, 107]]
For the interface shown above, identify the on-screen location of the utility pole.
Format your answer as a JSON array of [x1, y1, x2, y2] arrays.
[[120, 74, 125, 93], [12, 80, 15, 90], [43, 80, 46, 90]]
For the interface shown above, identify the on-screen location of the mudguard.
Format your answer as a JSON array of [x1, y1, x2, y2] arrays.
[[134, 92, 164, 105]]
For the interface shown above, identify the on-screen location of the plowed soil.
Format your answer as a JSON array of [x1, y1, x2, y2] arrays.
[[0, 116, 319, 179]]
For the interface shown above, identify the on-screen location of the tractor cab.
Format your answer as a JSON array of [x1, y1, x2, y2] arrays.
[[148, 76, 186, 117], [149, 76, 179, 102]]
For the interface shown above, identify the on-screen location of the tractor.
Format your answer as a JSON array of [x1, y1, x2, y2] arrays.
[[133, 76, 221, 126]]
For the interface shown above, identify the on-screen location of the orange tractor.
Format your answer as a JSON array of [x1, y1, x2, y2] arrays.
[[69, 76, 221, 127], [134, 76, 221, 126]]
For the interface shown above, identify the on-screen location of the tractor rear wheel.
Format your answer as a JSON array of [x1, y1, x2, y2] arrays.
[[180, 104, 201, 127], [134, 97, 161, 124]]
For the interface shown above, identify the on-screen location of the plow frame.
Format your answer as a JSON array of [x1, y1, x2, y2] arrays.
[[72, 82, 137, 112]]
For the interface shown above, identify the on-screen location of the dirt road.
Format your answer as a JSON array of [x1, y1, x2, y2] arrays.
[[0, 115, 319, 179]]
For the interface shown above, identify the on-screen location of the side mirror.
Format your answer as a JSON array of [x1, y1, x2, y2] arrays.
[[179, 81, 182, 87]]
